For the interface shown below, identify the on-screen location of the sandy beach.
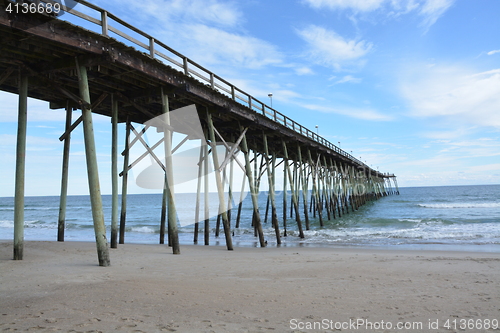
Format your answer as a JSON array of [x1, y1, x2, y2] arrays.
[[1, 241, 499, 332]]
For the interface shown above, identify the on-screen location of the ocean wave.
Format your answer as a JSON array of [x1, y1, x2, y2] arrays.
[[0, 220, 14, 228], [256, 222, 500, 244], [25, 220, 57, 229], [418, 202, 500, 209], [398, 218, 422, 223], [130, 226, 158, 233]]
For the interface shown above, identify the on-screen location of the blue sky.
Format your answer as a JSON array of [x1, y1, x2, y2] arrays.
[[1, 0, 499, 196]]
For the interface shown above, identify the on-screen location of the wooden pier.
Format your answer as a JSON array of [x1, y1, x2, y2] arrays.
[[0, 0, 398, 265]]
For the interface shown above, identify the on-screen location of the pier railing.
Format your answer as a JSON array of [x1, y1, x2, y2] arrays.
[[13, 0, 391, 175]]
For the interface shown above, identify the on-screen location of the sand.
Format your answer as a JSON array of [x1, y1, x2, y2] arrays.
[[1, 241, 499, 332]]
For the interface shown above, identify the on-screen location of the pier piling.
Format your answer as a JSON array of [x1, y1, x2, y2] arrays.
[[13, 71, 28, 261], [57, 102, 72, 242], [77, 62, 110, 267], [240, 126, 266, 247], [110, 95, 119, 249], [119, 118, 130, 245], [263, 133, 280, 245], [161, 89, 180, 254], [207, 110, 233, 250]]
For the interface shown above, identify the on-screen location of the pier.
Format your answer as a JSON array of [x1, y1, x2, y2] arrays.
[[1, 0, 398, 266]]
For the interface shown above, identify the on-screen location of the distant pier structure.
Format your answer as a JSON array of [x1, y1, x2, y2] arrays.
[[1, 0, 398, 266]]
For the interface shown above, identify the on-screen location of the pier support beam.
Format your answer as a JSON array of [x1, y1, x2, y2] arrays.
[[206, 110, 233, 250], [297, 147, 310, 229], [77, 62, 110, 267], [263, 133, 280, 245], [57, 102, 72, 242], [13, 71, 28, 260], [203, 142, 210, 245], [119, 118, 130, 244], [308, 150, 323, 227], [394, 177, 400, 195], [282, 141, 304, 239], [240, 126, 266, 247], [194, 145, 204, 244], [160, 175, 167, 245], [235, 164, 246, 230], [282, 156, 287, 236], [161, 89, 180, 254], [110, 95, 119, 248]]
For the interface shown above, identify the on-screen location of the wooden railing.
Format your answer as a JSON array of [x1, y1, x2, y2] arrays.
[[10, 0, 390, 175]]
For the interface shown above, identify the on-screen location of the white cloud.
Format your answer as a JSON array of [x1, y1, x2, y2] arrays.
[[296, 25, 372, 70], [99, 0, 242, 28], [185, 24, 283, 69], [294, 66, 315, 75], [226, 77, 302, 105], [0, 93, 66, 123], [401, 66, 500, 128], [303, 0, 385, 12], [487, 50, 500, 56], [422, 127, 474, 140], [333, 75, 362, 84], [302, 103, 393, 121], [302, 0, 455, 30], [418, 0, 455, 31], [466, 163, 500, 173], [92, 0, 282, 71], [387, 0, 420, 15]]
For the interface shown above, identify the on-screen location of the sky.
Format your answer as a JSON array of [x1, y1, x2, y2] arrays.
[[1, 0, 499, 197]]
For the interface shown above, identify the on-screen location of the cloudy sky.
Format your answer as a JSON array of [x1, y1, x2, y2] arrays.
[[1, 0, 499, 196]]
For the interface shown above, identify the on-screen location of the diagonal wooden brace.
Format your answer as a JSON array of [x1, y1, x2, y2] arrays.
[[130, 124, 165, 172], [212, 126, 246, 173]]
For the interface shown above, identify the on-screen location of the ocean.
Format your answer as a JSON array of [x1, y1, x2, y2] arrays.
[[1, 185, 499, 252]]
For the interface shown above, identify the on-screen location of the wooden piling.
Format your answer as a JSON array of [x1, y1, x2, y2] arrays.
[[394, 177, 400, 195], [240, 126, 266, 247], [57, 101, 72, 242], [119, 118, 130, 244], [308, 150, 323, 227], [203, 142, 210, 245], [77, 62, 110, 267], [227, 148, 235, 225], [292, 160, 299, 221], [13, 71, 28, 260], [215, 210, 221, 237], [110, 95, 119, 248], [263, 133, 280, 245], [194, 145, 204, 244], [160, 174, 167, 244], [297, 147, 310, 229], [332, 163, 340, 218], [282, 141, 304, 239], [282, 157, 288, 236], [206, 110, 233, 250], [161, 89, 180, 254], [235, 167, 246, 229], [321, 156, 331, 221], [339, 163, 350, 214], [326, 158, 336, 219]]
